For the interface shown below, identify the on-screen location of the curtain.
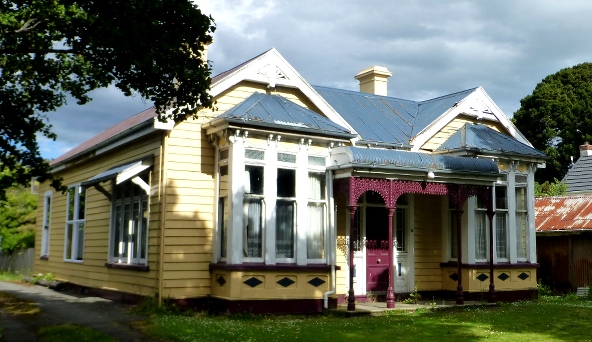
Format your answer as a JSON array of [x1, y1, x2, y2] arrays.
[[276, 201, 294, 258], [495, 213, 508, 259], [308, 173, 323, 200], [516, 212, 527, 259], [307, 204, 324, 259], [475, 211, 487, 260], [243, 200, 262, 257]]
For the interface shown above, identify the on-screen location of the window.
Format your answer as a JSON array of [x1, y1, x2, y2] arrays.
[[244, 165, 264, 259], [474, 197, 488, 261], [515, 176, 528, 260], [65, 185, 86, 261], [110, 173, 149, 264], [495, 185, 509, 260], [219, 197, 228, 258], [307, 172, 326, 260], [41, 191, 52, 258], [395, 195, 407, 252], [276, 168, 296, 260]]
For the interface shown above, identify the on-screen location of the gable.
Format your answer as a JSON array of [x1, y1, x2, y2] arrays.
[[420, 115, 507, 152]]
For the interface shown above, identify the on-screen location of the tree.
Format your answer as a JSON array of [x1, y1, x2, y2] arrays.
[[0, 184, 37, 253], [534, 178, 568, 197], [0, 1, 215, 196], [512, 63, 592, 183]]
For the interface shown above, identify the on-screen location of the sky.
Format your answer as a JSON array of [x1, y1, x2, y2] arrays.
[[39, 0, 592, 160]]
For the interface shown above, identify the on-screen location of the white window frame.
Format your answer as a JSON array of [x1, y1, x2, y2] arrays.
[[41, 190, 52, 258], [494, 180, 510, 262], [306, 171, 327, 263], [515, 174, 529, 261], [243, 161, 265, 263], [473, 197, 489, 262], [108, 173, 150, 265], [64, 184, 86, 262]]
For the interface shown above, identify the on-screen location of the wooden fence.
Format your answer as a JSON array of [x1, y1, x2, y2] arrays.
[[0, 248, 34, 274]]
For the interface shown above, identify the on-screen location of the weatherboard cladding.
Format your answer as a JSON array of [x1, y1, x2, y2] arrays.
[[535, 195, 592, 231], [563, 156, 592, 193], [414, 88, 477, 136], [437, 123, 546, 157], [346, 146, 499, 173], [217, 92, 353, 136]]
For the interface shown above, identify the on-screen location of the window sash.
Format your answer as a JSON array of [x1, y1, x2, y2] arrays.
[[495, 211, 509, 260], [395, 208, 406, 252], [65, 185, 86, 261], [243, 198, 263, 259], [110, 177, 149, 264], [41, 193, 52, 257], [475, 210, 488, 260], [307, 203, 325, 260], [276, 200, 295, 260]]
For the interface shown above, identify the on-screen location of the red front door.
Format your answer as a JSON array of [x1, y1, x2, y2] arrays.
[[366, 206, 389, 292]]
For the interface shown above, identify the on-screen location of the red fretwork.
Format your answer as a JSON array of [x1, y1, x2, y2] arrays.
[[335, 177, 494, 311]]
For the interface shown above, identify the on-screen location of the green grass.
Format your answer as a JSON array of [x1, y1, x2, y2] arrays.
[[38, 324, 117, 342], [139, 297, 592, 342], [0, 271, 24, 282]]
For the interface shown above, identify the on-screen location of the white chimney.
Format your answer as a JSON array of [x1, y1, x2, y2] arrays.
[[354, 66, 392, 96], [580, 142, 592, 157]]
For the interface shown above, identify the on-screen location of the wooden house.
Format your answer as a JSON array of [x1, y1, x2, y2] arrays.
[[35, 48, 546, 313]]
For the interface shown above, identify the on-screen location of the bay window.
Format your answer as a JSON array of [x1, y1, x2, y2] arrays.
[[110, 172, 149, 264], [515, 173, 528, 260]]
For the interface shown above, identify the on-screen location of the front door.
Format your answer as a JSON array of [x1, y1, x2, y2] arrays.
[[366, 206, 389, 292]]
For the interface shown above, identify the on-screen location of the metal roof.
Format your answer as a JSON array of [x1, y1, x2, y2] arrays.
[[436, 123, 546, 158], [536, 195, 592, 232], [213, 92, 355, 138], [313, 86, 479, 145], [333, 146, 499, 174], [563, 156, 592, 193]]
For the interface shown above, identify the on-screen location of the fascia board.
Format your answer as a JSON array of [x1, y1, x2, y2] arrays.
[[410, 87, 533, 152], [209, 48, 357, 136]]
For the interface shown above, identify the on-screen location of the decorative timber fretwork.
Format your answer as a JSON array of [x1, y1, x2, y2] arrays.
[[334, 176, 496, 311]]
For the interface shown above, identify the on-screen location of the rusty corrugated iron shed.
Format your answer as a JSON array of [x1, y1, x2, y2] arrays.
[[535, 195, 592, 232]]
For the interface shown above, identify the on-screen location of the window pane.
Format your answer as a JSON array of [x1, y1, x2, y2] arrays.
[[140, 200, 148, 260], [475, 211, 487, 260], [244, 165, 264, 195], [495, 213, 508, 259], [243, 199, 263, 258], [396, 194, 408, 206], [67, 188, 75, 221], [516, 187, 527, 211], [66, 224, 73, 259], [122, 203, 131, 259], [245, 149, 264, 160], [113, 204, 122, 257], [495, 186, 507, 209], [396, 208, 405, 252], [516, 212, 527, 259], [277, 169, 295, 198], [307, 204, 324, 259], [276, 200, 294, 258], [308, 156, 326, 166], [450, 211, 458, 259], [219, 198, 227, 258], [277, 152, 296, 163], [76, 223, 85, 260], [132, 201, 140, 258], [308, 173, 325, 200]]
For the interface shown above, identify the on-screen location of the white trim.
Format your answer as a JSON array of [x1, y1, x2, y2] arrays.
[[64, 184, 86, 262], [410, 87, 533, 151], [41, 190, 52, 257], [209, 48, 357, 135]]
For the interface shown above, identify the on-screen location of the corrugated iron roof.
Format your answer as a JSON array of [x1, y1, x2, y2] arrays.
[[536, 195, 592, 231], [314, 86, 479, 144], [50, 107, 158, 166], [436, 123, 546, 158], [562, 156, 592, 193], [336, 146, 499, 174], [215, 92, 355, 138]]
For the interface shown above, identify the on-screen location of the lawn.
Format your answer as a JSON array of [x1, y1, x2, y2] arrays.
[[140, 297, 592, 342]]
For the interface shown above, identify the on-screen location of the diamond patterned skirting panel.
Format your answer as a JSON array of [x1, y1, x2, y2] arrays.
[[497, 273, 510, 281], [276, 277, 295, 288], [243, 277, 263, 288], [449, 273, 459, 281], [476, 273, 489, 282], [518, 272, 530, 280], [216, 275, 226, 286], [307, 277, 326, 287]]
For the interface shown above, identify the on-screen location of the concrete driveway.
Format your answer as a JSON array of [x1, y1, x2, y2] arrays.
[[0, 281, 160, 341]]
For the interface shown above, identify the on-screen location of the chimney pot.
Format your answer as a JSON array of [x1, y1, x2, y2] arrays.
[[580, 142, 592, 157], [354, 66, 392, 96]]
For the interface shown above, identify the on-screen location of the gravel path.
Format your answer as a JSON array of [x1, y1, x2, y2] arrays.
[[0, 281, 161, 342]]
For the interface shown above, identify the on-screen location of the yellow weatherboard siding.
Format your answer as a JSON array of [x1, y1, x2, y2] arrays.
[[413, 195, 443, 291], [421, 116, 508, 152], [34, 131, 163, 297]]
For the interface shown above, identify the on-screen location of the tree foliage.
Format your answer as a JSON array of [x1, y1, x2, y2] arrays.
[[0, 184, 37, 253], [534, 178, 568, 197], [512, 63, 592, 183], [0, 0, 215, 196]]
